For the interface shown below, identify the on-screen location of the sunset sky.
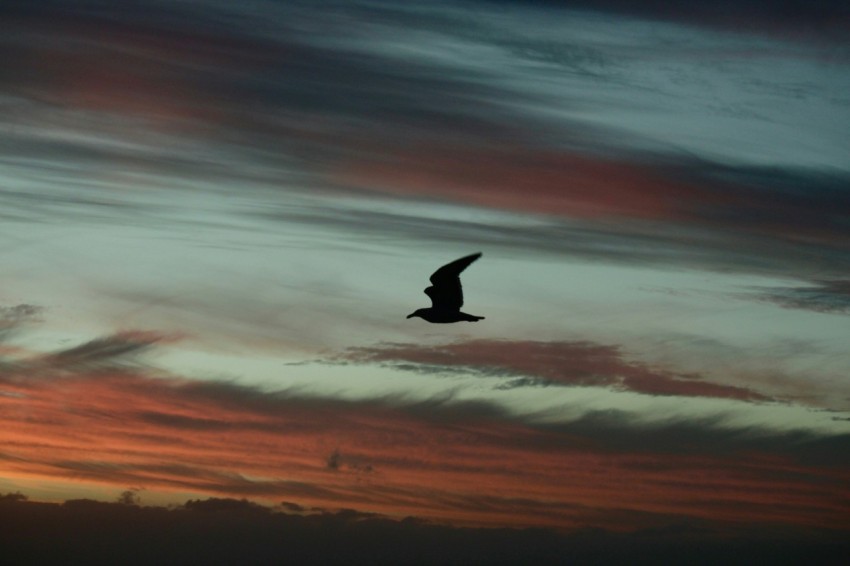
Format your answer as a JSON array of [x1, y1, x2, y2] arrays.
[[1, 0, 849, 556]]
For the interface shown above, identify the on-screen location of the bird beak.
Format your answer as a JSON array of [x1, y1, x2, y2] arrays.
[[406, 313, 415, 319]]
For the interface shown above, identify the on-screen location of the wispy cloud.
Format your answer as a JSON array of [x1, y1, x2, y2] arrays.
[[343, 340, 769, 401], [2, 334, 849, 531], [748, 280, 850, 314], [38, 331, 171, 369], [335, 151, 850, 278], [483, 0, 850, 33], [0, 304, 42, 340], [1, 0, 848, 546], [2, 0, 847, 283]]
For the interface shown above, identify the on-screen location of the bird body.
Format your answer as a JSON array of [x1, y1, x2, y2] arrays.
[[407, 308, 483, 323], [407, 253, 484, 323]]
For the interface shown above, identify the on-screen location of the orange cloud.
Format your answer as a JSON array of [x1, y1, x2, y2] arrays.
[[2, 359, 847, 532]]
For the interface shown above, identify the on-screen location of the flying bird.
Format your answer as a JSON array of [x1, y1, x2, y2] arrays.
[[407, 253, 485, 323]]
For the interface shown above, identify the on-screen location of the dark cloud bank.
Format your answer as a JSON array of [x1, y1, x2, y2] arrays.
[[484, 0, 850, 33], [1, 494, 847, 566]]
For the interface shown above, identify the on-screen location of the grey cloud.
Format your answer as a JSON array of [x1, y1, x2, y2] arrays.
[[326, 448, 342, 471], [40, 331, 166, 369], [542, 409, 850, 467], [183, 497, 269, 515], [0, 185, 161, 225], [2, 0, 847, 283], [50, 456, 345, 500], [0, 330, 171, 379], [494, 376, 552, 390], [482, 0, 850, 33], [322, 449, 378, 476], [680, 164, 850, 255], [0, 304, 42, 321], [3, 327, 847, 468], [133, 359, 849, 466], [280, 501, 306, 512], [0, 1, 536, 174], [135, 410, 232, 431], [341, 340, 770, 402], [0, 304, 42, 342], [748, 280, 850, 314], [250, 181, 850, 279], [0, 305, 44, 374], [185, 380, 513, 426]]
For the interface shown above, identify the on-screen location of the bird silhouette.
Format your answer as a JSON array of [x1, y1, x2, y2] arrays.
[[407, 253, 485, 323]]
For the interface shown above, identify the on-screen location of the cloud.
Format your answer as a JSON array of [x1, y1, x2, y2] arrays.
[[482, 0, 850, 34], [40, 331, 169, 368], [184, 496, 269, 515], [339, 149, 700, 220], [1, 493, 848, 565], [543, 409, 850, 467], [681, 165, 850, 256], [326, 448, 342, 471], [136, 410, 231, 431], [2, 345, 848, 532], [332, 151, 850, 278], [0, 330, 175, 379], [0, 304, 42, 341], [343, 340, 769, 402], [0, 304, 42, 322], [1, 0, 848, 535], [325, 448, 375, 474], [2, 0, 847, 285], [0, 0, 531, 185], [240, 150, 850, 280], [279, 500, 305, 513], [748, 280, 850, 314]]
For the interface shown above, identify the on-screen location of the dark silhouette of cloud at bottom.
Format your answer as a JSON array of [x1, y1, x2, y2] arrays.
[[1, 494, 847, 566]]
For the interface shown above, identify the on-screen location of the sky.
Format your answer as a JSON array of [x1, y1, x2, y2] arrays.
[[1, 0, 849, 559]]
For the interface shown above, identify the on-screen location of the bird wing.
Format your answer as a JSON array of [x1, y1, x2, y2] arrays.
[[424, 253, 481, 311]]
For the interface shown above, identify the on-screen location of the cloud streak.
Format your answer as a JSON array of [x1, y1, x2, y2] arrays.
[[336, 151, 850, 278], [343, 340, 769, 402], [39, 331, 171, 369], [2, 334, 849, 532], [748, 280, 850, 314], [2, 0, 847, 283], [1, 0, 848, 550]]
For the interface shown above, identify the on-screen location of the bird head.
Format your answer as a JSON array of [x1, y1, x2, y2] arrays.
[[406, 309, 425, 320]]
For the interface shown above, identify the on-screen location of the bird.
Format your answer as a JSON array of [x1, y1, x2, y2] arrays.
[[407, 253, 485, 323]]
